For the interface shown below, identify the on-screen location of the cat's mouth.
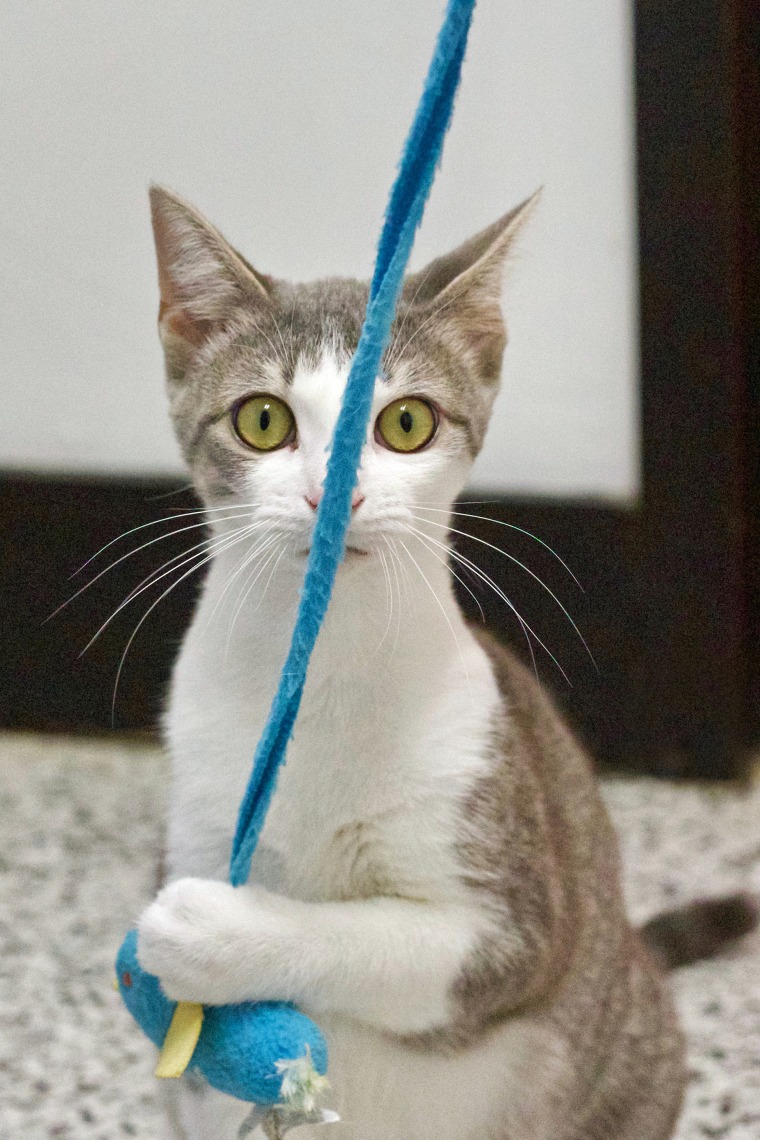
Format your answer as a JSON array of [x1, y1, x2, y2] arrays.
[[298, 545, 369, 560]]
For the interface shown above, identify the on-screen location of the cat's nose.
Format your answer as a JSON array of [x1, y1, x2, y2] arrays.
[[305, 490, 365, 511]]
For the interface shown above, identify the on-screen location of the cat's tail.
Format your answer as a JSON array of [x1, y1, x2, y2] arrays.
[[640, 893, 758, 969]]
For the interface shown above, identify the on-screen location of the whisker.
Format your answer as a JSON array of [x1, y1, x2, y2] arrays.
[[200, 524, 277, 635], [402, 524, 485, 624], [445, 544, 546, 680], [224, 535, 284, 655], [250, 542, 288, 616], [229, 319, 284, 370], [143, 483, 196, 501], [382, 536, 405, 656], [79, 523, 259, 657], [405, 522, 566, 684], [122, 519, 274, 613], [390, 281, 472, 365], [117, 534, 222, 610], [68, 502, 257, 578], [397, 538, 470, 687], [416, 499, 502, 506], [373, 548, 395, 657], [412, 506, 583, 590], [444, 542, 564, 683], [47, 513, 257, 623], [225, 540, 290, 661], [388, 534, 414, 606], [410, 514, 594, 668], [384, 265, 437, 373], [107, 524, 262, 723]]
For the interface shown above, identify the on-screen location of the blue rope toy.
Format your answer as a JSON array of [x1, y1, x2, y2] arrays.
[[116, 0, 477, 1119]]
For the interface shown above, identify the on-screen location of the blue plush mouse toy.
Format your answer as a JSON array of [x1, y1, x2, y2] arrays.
[[116, 929, 328, 1105]]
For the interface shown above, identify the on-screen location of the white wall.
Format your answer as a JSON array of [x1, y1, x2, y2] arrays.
[[0, 1, 639, 500]]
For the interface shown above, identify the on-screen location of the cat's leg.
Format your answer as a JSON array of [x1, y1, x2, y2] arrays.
[[573, 948, 686, 1140], [137, 879, 489, 1035]]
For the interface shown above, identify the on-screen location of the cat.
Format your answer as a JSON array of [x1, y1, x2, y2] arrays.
[[136, 185, 688, 1140]]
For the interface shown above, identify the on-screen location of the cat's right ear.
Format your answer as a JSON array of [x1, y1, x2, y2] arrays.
[[149, 186, 272, 380]]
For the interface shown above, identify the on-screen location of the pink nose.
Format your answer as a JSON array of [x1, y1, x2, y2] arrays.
[[306, 490, 365, 512]]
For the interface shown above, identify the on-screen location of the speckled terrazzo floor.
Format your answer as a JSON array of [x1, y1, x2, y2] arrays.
[[0, 734, 758, 1140]]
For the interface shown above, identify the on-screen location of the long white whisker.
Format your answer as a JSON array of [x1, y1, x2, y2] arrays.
[[251, 542, 288, 617], [410, 514, 594, 667], [271, 312, 292, 369], [143, 483, 196, 501], [401, 524, 485, 624], [382, 536, 405, 657], [390, 283, 471, 365], [200, 524, 277, 635], [413, 506, 583, 590], [80, 523, 259, 657], [384, 265, 438, 373], [231, 319, 284, 368], [442, 535, 565, 684], [107, 525, 262, 722], [386, 535, 413, 605], [224, 536, 284, 656], [446, 542, 543, 681], [108, 521, 274, 631], [397, 538, 470, 687], [48, 513, 258, 621], [69, 502, 259, 577], [405, 522, 562, 682], [373, 548, 395, 657]]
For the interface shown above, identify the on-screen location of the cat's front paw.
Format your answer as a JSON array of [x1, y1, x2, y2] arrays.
[[137, 877, 285, 1005]]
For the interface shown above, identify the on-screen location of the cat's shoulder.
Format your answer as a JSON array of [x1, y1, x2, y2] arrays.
[[467, 623, 599, 794], [468, 624, 555, 721]]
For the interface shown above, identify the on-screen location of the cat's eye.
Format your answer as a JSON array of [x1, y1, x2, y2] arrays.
[[233, 395, 296, 452], [375, 398, 437, 453]]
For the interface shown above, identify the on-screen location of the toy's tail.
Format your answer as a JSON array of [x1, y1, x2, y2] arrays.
[[640, 893, 758, 969]]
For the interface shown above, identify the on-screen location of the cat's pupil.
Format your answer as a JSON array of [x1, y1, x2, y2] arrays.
[[400, 410, 413, 433], [260, 408, 271, 432]]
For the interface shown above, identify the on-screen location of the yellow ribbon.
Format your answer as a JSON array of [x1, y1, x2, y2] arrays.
[[155, 1001, 204, 1079]]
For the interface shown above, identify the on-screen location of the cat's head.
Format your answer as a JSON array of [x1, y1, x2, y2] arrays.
[[150, 186, 536, 559]]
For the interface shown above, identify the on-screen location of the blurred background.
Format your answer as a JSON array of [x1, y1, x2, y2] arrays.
[[1, 1, 638, 493], [1, 0, 757, 778]]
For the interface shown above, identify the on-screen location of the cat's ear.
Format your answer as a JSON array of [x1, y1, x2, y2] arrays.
[[149, 185, 273, 378], [402, 190, 540, 379]]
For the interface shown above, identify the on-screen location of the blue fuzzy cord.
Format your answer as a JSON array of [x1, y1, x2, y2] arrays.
[[229, 0, 477, 888]]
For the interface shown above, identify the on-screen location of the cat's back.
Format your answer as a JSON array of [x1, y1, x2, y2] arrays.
[[468, 628, 686, 1138], [467, 625, 623, 915]]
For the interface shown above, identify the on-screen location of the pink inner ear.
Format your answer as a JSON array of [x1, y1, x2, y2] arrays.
[[159, 299, 215, 347]]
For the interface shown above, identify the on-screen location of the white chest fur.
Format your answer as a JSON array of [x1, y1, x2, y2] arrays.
[[164, 555, 501, 907]]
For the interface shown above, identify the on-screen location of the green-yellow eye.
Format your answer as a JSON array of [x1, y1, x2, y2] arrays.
[[234, 395, 295, 452], [376, 398, 437, 453]]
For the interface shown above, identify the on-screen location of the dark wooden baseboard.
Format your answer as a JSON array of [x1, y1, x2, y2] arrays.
[[1, 472, 752, 779]]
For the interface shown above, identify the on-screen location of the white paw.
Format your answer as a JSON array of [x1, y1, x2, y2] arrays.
[[137, 878, 287, 1005]]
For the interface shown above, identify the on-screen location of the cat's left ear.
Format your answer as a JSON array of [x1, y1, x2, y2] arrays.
[[149, 185, 274, 380], [402, 190, 540, 380]]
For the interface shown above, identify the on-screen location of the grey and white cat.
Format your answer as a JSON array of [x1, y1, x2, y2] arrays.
[[137, 187, 686, 1140]]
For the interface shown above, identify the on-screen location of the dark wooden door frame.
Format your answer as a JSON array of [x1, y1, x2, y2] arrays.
[[1, 0, 755, 778], [629, 0, 751, 776], [736, 0, 760, 746]]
